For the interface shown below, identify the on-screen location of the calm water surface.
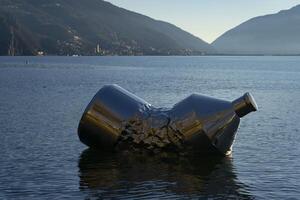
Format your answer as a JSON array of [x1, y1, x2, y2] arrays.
[[0, 56, 299, 199]]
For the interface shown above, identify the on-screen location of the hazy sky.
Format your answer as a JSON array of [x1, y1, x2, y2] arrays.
[[105, 0, 300, 43]]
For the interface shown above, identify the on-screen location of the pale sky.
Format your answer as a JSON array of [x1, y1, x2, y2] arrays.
[[105, 0, 300, 43]]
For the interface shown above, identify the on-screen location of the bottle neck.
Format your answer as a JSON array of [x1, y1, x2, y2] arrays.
[[232, 93, 258, 118]]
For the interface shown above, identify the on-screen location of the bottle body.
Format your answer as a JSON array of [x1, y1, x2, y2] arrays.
[[78, 84, 151, 150], [78, 84, 257, 155], [170, 94, 240, 155]]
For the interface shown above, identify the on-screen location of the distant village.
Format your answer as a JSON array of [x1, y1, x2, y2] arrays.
[[8, 41, 206, 56]]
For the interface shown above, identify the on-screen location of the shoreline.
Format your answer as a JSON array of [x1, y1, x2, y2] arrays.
[[1, 54, 300, 57]]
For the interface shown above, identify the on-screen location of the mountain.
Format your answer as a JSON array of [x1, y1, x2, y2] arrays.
[[0, 0, 214, 56], [212, 5, 300, 55]]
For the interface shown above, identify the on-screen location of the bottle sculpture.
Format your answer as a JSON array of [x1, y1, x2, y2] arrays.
[[78, 84, 257, 155]]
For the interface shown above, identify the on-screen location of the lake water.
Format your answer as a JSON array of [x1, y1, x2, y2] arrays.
[[0, 56, 299, 199]]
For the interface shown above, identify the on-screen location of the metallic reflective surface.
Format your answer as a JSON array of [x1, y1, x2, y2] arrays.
[[78, 84, 257, 155], [232, 92, 258, 118]]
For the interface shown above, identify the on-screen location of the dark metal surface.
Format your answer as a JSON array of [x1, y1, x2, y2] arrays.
[[78, 84, 257, 155]]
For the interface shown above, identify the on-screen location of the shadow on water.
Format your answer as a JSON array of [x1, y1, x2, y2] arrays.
[[78, 149, 253, 199]]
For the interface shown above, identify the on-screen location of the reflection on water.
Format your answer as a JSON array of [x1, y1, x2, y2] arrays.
[[78, 149, 253, 199]]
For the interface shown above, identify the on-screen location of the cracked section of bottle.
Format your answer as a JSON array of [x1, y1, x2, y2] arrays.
[[78, 84, 257, 156]]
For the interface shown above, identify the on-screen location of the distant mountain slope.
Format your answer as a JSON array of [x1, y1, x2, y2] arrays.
[[0, 0, 214, 56], [212, 5, 300, 55]]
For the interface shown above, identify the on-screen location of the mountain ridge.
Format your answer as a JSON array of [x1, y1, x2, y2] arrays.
[[0, 0, 215, 56], [212, 4, 300, 55]]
